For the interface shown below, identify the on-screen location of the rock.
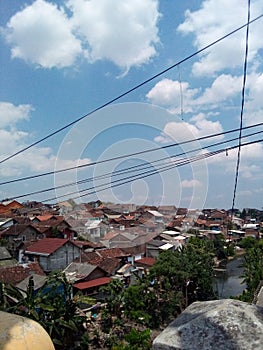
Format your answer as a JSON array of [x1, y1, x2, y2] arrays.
[[153, 299, 263, 350], [0, 311, 55, 350]]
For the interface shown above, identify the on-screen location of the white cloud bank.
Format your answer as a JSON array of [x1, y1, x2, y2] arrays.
[[2, 0, 160, 71], [0, 101, 90, 178], [177, 0, 263, 76]]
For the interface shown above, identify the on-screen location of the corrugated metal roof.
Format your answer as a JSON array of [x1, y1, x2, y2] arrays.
[[74, 277, 111, 290]]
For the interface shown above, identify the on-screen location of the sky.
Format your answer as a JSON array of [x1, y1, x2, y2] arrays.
[[1, 0, 263, 210]]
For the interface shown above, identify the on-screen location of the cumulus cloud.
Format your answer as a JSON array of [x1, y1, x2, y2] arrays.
[[0, 101, 91, 178], [146, 78, 199, 113], [196, 74, 242, 108], [204, 142, 263, 179], [4, 0, 82, 69], [178, 0, 263, 76], [2, 0, 160, 71], [154, 113, 223, 144], [0, 102, 33, 128], [67, 0, 160, 71]]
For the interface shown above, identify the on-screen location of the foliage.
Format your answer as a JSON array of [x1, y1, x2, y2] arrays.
[[1, 272, 86, 349], [239, 236, 258, 250], [150, 237, 216, 306], [101, 278, 125, 318], [237, 238, 263, 303], [113, 328, 151, 350], [213, 234, 227, 260]]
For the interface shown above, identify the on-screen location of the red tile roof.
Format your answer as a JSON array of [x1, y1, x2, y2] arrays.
[[74, 277, 112, 290], [25, 238, 73, 255]]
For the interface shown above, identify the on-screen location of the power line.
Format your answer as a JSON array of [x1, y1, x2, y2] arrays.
[[5, 128, 263, 201], [231, 0, 250, 214], [0, 13, 262, 166], [45, 138, 263, 203], [1, 121, 263, 186]]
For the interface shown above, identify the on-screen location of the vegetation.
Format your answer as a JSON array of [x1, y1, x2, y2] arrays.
[[238, 238, 263, 302], [0, 272, 86, 349], [1, 235, 250, 349]]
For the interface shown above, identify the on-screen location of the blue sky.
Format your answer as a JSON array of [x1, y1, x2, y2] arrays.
[[1, 0, 263, 210]]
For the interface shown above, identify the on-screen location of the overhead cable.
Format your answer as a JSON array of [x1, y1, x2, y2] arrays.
[[231, 0, 250, 213], [1, 121, 263, 186], [0, 13, 262, 166], [5, 128, 263, 202]]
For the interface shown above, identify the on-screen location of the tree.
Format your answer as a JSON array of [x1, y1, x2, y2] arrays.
[[2, 272, 86, 349], [150, 237, 216, 308], [113, 328, 152, 350], [241, 245, 263, 301]]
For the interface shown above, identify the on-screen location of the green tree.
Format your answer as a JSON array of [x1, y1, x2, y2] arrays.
[[241, 246, 263, 299], [113, 328, 151, 350], [2, 272, 86, 349], [150, 237, 216, 307]]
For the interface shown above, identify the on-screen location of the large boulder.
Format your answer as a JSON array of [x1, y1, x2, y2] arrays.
[[0, 311, 55, 350], [153, 299, 263, 350]]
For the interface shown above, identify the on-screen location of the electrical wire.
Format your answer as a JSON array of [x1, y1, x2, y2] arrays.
[[0, 13, 262, 166], [231, 0, 250, 214], [7, 130, 263, 203], [45, 138, 263, 203], [1, 121, 263, 186]]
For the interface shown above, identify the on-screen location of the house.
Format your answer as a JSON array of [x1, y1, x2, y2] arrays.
[[16, 274, 47, 294], [0, 218, 18, 230], [0, 247, 16, 267], [0, 200, 23, 217], [134, 257, 156, 270], [25, 238, 81, 272], [0, 262, 45, 286], [73, 277, 112, 296], [0, 224, 44, 257], [242, 223, 260, 238], [158, 206, 177, 216], [63, 262, 108, 284], [115, 263, 143, 286], [101, 230, 137, 248]]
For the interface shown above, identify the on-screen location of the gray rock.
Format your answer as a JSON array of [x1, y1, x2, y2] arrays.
[[153, 299, 263, 350]]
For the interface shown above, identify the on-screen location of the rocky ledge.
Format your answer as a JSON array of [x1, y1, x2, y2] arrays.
[[153, 299, 263, 350]]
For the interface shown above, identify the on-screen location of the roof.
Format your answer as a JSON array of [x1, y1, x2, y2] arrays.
[[0, 247, 12, 260], [98, 247, 130, 259], [63, 262, 98, 282], [0, 262, 45, 285], [160, 243, 174, 250], [16, 274, 47, 292], [135, 257, 156, 266], [1, 224, 39, 237], [147, 210, 163, 217], [25, 238, 77, 256], [74, 277, 112, 290]]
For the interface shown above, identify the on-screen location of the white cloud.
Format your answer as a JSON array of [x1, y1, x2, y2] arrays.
[[4, 0, 82, 69], [0, 101, 91, 178], [155, 113, 223, 144], [0, 102, 33, 128], [181, 179, 201, 188], [67, 0, 160, 71], [178, 0, 263, 76], [146, 78, 199, 113], [205, 142, 263, 179], [2, 0, 160, 71], [196, 74, 242, 107]]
